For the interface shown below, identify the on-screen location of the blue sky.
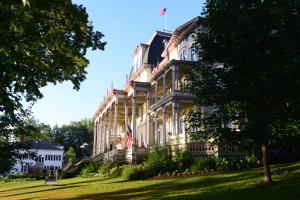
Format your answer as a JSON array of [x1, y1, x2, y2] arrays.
[[32, 0, 205, 127]]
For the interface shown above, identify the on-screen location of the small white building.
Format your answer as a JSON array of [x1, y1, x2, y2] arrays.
[[11, 141, 64, 174]]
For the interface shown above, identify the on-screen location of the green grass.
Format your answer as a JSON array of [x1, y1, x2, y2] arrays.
[[1, 162, 300, 200]]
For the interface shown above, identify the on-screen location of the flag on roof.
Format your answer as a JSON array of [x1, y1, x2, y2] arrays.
[[158, 8, 166, 16]]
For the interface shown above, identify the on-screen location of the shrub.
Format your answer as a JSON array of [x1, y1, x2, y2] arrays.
[[144, 145, 174, 177], [109, 166, 123, 177], [98, 163, 112, 177], [216, 154, 260, 171], [80, 162, 100, 177], [121, 165, 146, 181], [174, 148, 193, 172], [190, 158, 217, 173]]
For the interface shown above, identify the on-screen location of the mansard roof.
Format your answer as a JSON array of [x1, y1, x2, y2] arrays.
[[162, 16, 206, 56], [143, 31, 172, 69]]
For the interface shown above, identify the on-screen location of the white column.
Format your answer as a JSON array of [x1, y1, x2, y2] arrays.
[[132, 92, 136, 146], [172, 65, 178, 93], [104, 114, 107, 152], [162, 107, 167, 144], [93, 123, 97, 156], [154, 111, 158, 144], [146, 91, 150, 146], [155, 80, 158, 103], [124, 99, 128, 148], [131, 89, 137, 162], [97, 121, 101, 154], [163, 74, 166, 99], [114, 100, 118, 149], [108, 108, 112, 151], [172, 102, 176, 136]]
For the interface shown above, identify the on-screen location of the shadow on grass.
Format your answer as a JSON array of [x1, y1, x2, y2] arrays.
[[0, 177, 112, 194], [47, 165, 300, 200], [0, 185, 79, 198]]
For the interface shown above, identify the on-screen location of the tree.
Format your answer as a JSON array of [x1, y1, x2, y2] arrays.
[[53, 119, 93, 160], [0, 0, 105, 173], [65, 146, 76, 163], [187, 0, 300, 183]]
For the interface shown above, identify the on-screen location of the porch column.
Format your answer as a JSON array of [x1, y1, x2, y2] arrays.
[[93, 122, 97, 156], [97, 121, 101, 154], [114, 98, 118, 149], [172, 101, 177, 136], [172, 65, 179, 93], [104, 113, 107, 152], [155, 80, 158, 103], [108, 108, 112, 151], [163, 73, 166, 99], [154, 111, 158, 144], [124, 99, 128, 148], [146, 91, 151, 146], [132, 89, 137, 162], [162, 107, 167, 144], [176, 102, 181, 137]]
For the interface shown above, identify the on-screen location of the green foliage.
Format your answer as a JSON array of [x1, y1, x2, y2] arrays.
[[0, 0, 105, 174], [144, 146, 174, 177], [173, 148, 193, 172], [109, 165, 126, 177], [65, 146, 76, 162], [216, 155, 261, 171], [121, 165, 146, 181], [53, 119, 94, 160], [98, 163, 112, 177], [190, 158, 217, 173], [0, 0, 106, 117], [80, 162, 100, 177], [188, 0, 300, 181]]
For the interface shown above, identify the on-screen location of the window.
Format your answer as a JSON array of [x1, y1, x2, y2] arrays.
[[50, 155, 53, 161], [180, 49, 186, 60], [58, 155, 61, 161], [191, 48, 197, 61]]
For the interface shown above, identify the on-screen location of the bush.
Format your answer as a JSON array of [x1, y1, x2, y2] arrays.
[[144, 146, 174, 178], [190, 158, 217, 173], [121, 165, 146, 181], [216, 154, 260, 171], [80, 162, 100, 177], [174, 148, 193, 172], [109, 166, 123, 177], [98, 163, 112, 177]]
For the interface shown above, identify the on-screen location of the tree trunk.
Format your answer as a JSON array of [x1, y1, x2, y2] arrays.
[[262, 143, 272, 183]]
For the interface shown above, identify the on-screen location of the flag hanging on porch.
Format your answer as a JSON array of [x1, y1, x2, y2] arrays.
[[127, 126, 133, 149]]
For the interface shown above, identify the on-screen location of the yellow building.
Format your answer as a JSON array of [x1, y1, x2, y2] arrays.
[[92, 17, 241, 162]]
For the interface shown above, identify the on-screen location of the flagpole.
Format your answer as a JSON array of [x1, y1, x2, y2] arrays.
[[164, 14, 167, 31]]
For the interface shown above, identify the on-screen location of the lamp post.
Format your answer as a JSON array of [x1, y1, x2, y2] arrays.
[[80, 143, 88, 160]]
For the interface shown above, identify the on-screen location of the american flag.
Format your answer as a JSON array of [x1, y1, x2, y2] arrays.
[[127, 126, 133, 149], [158, 8, 166, 16]]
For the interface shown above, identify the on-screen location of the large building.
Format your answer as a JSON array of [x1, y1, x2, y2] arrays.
[[92, 17, 241, 162], [11, 141, 64, 174]]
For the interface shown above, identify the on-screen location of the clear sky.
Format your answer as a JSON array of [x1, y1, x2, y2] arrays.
[[31, 0, 205, 127]]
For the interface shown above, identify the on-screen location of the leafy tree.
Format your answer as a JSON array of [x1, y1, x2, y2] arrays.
[[53, 119, 93, 160], [65, 146, 76, 163], [23, 117, 52, 141], [187, 0, 300, 183], [0, 0, 106, 116], [0, 0, 105, 173]]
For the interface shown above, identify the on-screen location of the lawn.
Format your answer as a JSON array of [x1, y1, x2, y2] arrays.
[[0, 162, 300, 200]]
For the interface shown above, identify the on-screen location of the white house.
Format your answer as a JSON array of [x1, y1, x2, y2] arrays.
[[11, 141, 64, 174]]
